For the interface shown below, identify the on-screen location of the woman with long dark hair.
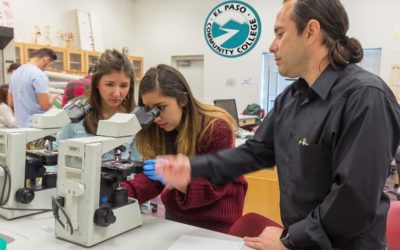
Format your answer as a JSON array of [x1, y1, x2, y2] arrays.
[[121, 64, 247, 233]]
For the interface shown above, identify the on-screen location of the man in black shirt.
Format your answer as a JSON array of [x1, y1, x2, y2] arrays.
[[156, 0, 400, 249]]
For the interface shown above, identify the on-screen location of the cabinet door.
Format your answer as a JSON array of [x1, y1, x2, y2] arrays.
[[129, 56, 143, 82], [25, 44, 42, 61], [15, 42, 25, 64], [243, 168, 281, 224], [67, 49, 84, 74], [49, 48, 66, 72], [84, 51, 101, 73]]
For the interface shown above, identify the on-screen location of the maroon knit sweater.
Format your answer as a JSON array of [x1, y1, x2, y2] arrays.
[[120, 119, 248, 233]]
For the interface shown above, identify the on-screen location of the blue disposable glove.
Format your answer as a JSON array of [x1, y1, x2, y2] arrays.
[[143, 159, 167, 185]]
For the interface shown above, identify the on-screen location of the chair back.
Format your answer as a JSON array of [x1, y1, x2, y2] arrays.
[[387, 201, 400, 250], [228, 212, 282, 238]]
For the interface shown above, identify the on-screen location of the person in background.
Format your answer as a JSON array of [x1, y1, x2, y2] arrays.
[[156, 0, 400, 249], [61, 65, 94, 107], [120, 64, 248, 233], [8, 48, 57, 127], [0, 84, 16, 128], [7, 63, 21, 75]]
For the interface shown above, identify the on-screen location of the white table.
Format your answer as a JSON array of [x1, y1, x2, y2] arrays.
[[235, 138, 247, 147], [0, 212, 252, 250]]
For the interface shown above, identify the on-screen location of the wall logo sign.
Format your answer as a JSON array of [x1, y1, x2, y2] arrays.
[[204, 1, 261, 58]]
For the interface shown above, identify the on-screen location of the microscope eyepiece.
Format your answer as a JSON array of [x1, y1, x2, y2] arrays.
[[64, 100, 93, 123], [147, 107, 160, 118], [131, 106, 160, 129]]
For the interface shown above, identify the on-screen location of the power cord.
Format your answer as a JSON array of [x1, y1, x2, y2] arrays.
[[52, 196, 74, 235], [0, 164, 11, 206]]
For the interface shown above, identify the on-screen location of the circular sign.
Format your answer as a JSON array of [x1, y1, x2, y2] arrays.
[[204, 1, 262, 58]]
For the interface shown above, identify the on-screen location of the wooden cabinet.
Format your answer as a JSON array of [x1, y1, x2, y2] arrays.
[[13, 42, 144, 78], [129, 56, 144, 82], [22, 43, 67, 72], [15, 43, 66, 72], [67, 49, 84, 74], [243, 168, 281, 225], [50, 47, 67, 72], [84, 51, 101, 74]]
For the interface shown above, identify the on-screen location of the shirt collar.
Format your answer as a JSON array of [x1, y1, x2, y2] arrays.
[[291, 65, 340, 101]]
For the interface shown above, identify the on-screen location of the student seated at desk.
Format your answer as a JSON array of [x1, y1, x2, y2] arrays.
[[120, 64, 248, 233]]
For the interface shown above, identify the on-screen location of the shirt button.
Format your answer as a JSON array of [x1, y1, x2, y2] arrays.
[[289, 130, 296, 136]]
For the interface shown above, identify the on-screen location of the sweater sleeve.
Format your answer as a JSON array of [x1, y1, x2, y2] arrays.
[[120, 173, 165, 204], [165, 119, 247, 210], [171, 177, 246, 209]]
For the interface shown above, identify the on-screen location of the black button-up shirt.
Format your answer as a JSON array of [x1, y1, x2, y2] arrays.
[[191, 64, 400, 249]]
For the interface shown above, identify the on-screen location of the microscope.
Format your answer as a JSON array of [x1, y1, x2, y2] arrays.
[[0, 101, 92, 219], [53, 106, 159, 247]]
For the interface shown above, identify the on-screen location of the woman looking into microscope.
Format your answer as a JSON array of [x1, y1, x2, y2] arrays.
[[120, 64, 248, 233]]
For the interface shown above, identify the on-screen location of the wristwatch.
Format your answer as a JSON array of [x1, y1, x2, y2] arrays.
[[280, 228, 296, 249]]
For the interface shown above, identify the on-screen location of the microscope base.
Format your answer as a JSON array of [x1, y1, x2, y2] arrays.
[[55, 199, 143, 247], [0, 187, 55, 219]]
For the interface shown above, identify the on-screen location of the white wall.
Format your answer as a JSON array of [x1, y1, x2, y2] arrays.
[[12, 0, 136, 51], [132, 0, 281, 111], [11, 0, 400, 111], [343, 0, 400, 83], [132, 0, 400, 110]]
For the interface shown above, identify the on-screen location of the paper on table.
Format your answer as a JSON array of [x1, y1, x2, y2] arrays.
[[168, 235, 244, 250]]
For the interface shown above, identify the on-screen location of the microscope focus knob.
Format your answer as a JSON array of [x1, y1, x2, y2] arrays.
[[15, 188, 35, 204], [106, 212, 116, 224], [38, 166, 46, 175], [94, 207, 116, 227]]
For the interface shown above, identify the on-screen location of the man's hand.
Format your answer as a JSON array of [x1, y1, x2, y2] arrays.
[[244, 226, 288, 250], [37, 93, 56, 111], [155, 154, 191, 193]]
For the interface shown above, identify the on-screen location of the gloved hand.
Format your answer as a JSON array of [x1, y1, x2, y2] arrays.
[[143, 159, 167, 185]]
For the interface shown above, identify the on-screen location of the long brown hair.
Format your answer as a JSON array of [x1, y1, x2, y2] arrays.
[[135, 64, 236, 159], [285, 0, 363, 69], [0, 84, 9, 104], [81, 49, 136, 134]]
